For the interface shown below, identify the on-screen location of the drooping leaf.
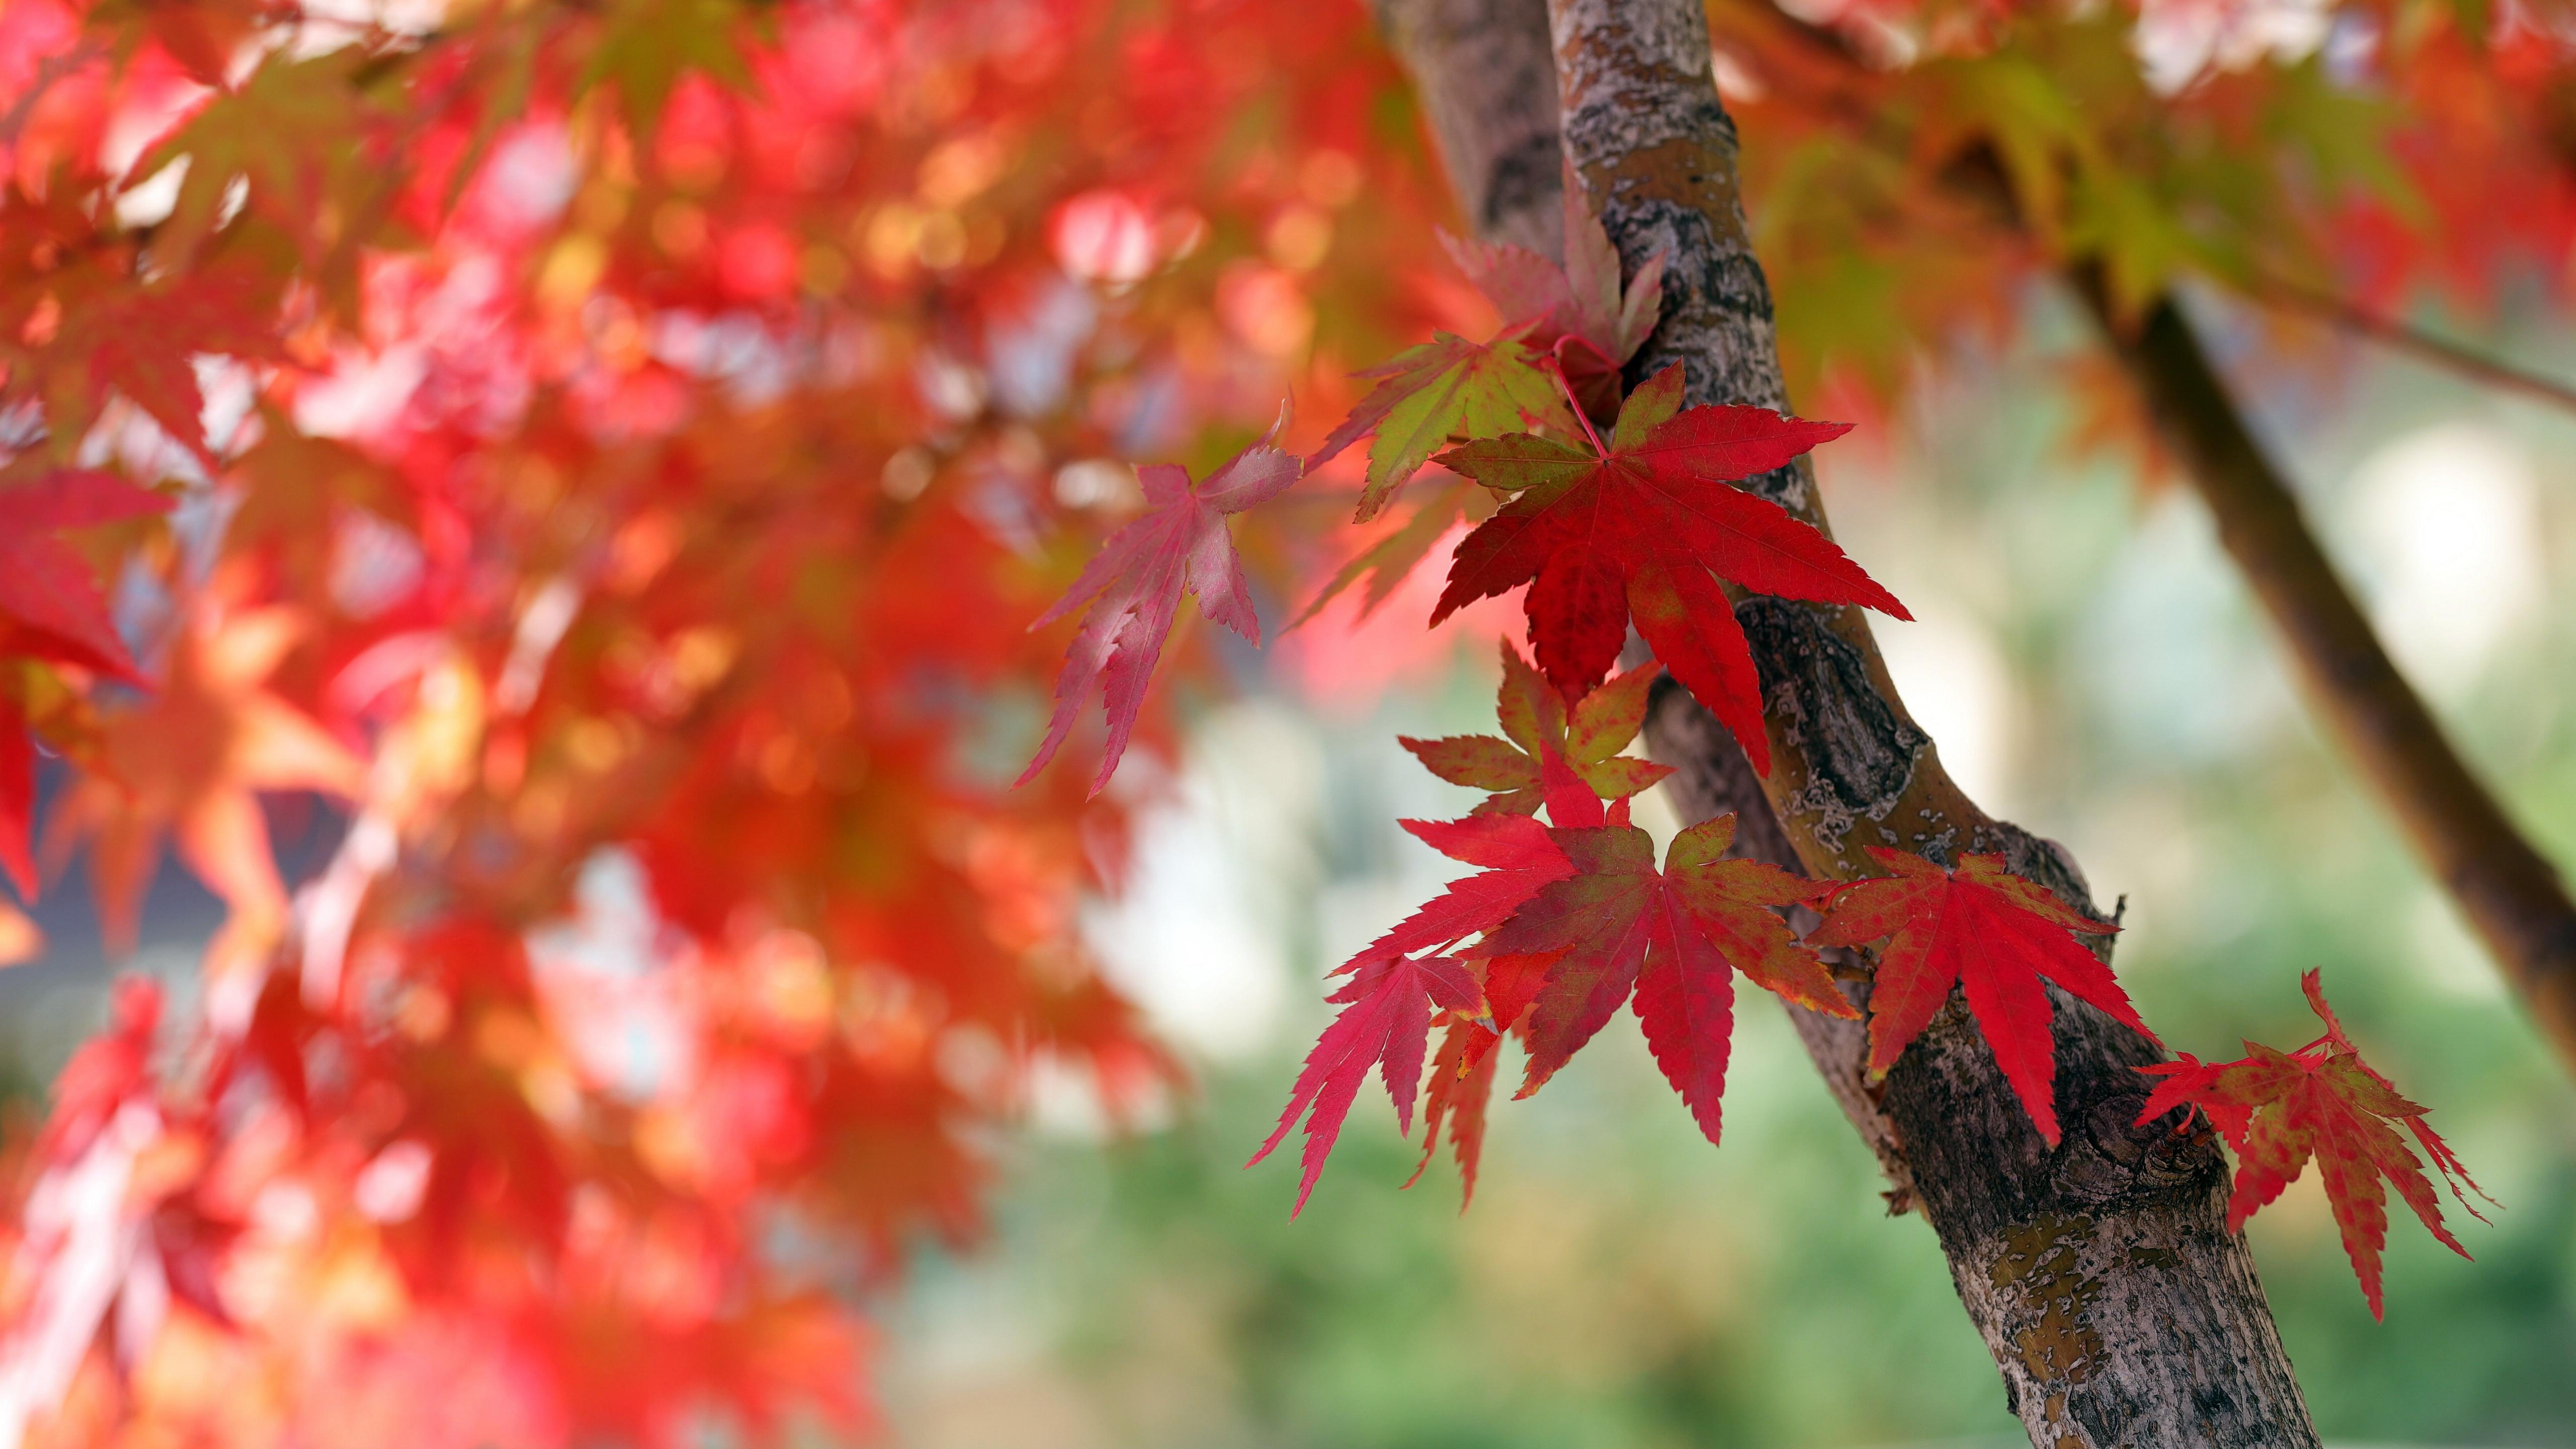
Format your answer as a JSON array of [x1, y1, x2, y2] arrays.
[[1249, 952, 1483, 1216], [1401, 639, 1671, 819], [1255, 811, 1579, 1212], [1808, 847, 2149, 1146], [1308, 330, 1568, 522], [1432, 364, 1906, 772], [1402, 1015, 1499, 1207], [1476, 814, 1847, 1140], [2136, 970, 2490, 1318], [1020, 409, 1301, 794]]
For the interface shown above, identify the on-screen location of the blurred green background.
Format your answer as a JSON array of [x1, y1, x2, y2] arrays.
[[871, 291, 2576, 1448]]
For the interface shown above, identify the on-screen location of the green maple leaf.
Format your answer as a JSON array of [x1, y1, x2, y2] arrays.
[[135, 49, 386, 269], [580, 0, 761, 143], [1308, 328, 1569, 522]]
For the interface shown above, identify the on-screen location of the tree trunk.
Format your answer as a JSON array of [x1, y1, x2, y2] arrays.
[[1374, 0, 1570, 259], [1377, 0, 2325, 1441]]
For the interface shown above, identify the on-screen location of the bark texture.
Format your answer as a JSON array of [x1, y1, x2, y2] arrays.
[[1375, 0, 1569, 259], [1380, 0, 2326, 1441], [2078, 279, 2576, 1072]]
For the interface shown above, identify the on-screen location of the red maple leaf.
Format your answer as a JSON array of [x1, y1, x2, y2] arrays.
[[1807, 848, 2151, 1146], [1019, 409, 1300, 794], [1430, 364, 1906, 773], [1401, 640, 1672, 820], [0, 469, 170, 684], [1254, 810, 1573, 1212], [1250, 953, 1484, 1216], [1342, 812, 1577, 994], [1478, 813, 1853, 1141], [2135, 970, 2490, 1319]]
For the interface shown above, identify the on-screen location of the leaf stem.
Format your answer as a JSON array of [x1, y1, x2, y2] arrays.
[[1548, 356, 1610, 456]]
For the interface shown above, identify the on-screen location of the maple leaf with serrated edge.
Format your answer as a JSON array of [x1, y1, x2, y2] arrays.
[[1807, 848, 2151, 1146], [1308, 329, 1568, 522], [1402, 639, 1671, 819], [1441, 170, 1668, 422], [1345, 812, 1578, 972], [1476, 813, 1851, 1141], [2135, 970, 2489, 1319], [1403, 1015, 1498, 1207], [1432, 364, 1907, 774], [1020, 408, 1300, 795], [1249, 953, 1483, 1216], [1254, 811, 1574, 1212]]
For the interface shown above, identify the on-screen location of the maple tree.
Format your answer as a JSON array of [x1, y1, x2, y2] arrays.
[[1, 0, 2571, 1443]]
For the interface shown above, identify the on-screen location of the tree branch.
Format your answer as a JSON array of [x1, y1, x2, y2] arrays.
[[2075, 274, 2576, 1068], [1384, 0, 2323, 1441], [1373, 0, 1570, 260], [1718, 4, 2576, 1081], [2253, 273, 2576, 418]]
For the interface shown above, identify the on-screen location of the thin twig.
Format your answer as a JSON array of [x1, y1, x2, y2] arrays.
[[2256, 276, 2576, 416]]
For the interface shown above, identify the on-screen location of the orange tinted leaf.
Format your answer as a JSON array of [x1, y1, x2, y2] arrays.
[[1403, 641, 1673, 820], [2136, 971, 2490, 1318]]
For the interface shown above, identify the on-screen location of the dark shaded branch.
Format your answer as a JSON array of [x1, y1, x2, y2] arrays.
[[2076, 274, 2576, 1069]]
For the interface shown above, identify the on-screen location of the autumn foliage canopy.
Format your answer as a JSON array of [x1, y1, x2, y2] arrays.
[[2, 0, 2569, 1441]]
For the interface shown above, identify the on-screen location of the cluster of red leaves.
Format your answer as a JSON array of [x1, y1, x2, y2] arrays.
[[1432, 363, 1906, 772], [0, 0, 1465, 1442], [1254, 652, 2166, 1213], [2138, 971, 2493, 1318]]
